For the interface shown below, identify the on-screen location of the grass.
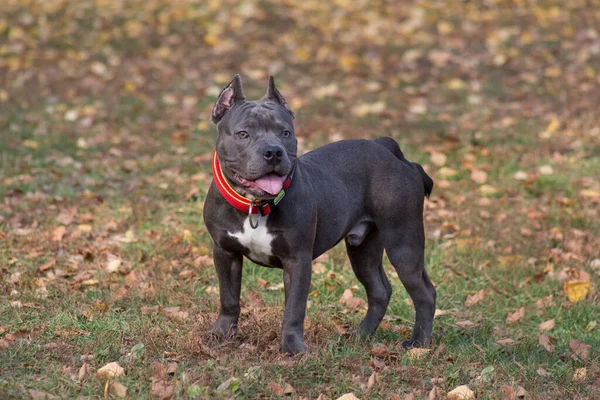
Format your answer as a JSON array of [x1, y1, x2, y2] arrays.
[[2, 0, 600, 399]]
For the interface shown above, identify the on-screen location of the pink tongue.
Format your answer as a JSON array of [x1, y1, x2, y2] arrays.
[[254, 173, 285, 195]]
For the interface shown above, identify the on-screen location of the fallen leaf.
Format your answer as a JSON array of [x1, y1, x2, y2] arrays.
[[465, 289, 485, 307], [506, 307, 525, 325], [569, 339, 591, 361], [27, 390, 58, 400], [470, 169, 488, 184], [513, 171, 528, 180], [106, 254, 122, 273], [151, 379, 174, 400], [538, 319, 555, 332], [370, 344, 392, 358], [406, 348, 430, 362], [453, 320, 476, 329], [38, 259, 56, 272], [96, 362, 125, 380], [217, 377, 239, 391], [336, 393, 360, 400], [501, 385, 516, 400], [78, 362, 90, 381], [538, 333, 555, 352], [564, 280, 590, 302], [428, 386, 440, 400], [538, 165, 554, 175], [51, 226, 66, 242], [580, 189, 600, 198], [430, 152, 447, 167], [447, 385, 475, 400], [331, 320, 348, 335], [312, 262, 327, 274], [367, 372, 379, 390], [572, 367, 586, 382], [536, 368, 551, 377], [163, 307, 189, 321], [494, 338, 516, 347], [108, 381, 128, 399]]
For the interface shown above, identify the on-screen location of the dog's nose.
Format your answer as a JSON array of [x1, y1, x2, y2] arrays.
[[263, 145, 284, 163]]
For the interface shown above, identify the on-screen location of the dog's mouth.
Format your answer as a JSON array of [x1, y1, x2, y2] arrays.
[[234, 172, 286, 196]]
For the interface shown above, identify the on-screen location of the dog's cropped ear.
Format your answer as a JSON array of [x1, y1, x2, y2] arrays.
[[211, 74, 246, 124], [264, 76, 295, 120]]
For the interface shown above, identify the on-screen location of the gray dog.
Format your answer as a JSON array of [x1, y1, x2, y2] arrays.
[[203, 75, 435, 354]]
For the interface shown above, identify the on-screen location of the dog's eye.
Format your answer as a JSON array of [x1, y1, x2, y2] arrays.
[[282, 130, 291, 138], [236, 131, 249, 139]]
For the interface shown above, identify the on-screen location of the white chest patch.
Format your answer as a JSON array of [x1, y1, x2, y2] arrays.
[[228, 216, 274, 263]]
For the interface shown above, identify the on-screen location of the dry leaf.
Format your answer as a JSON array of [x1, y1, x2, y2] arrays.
[[151, 379, 174, 400], [569, 339, 591, 361], [470, 169, 488, 184], [465, 289, 485, 307], [447, 385, 475, 400], [163, 307, 189, 321], [538, 333, 554, 352], [506, 307, 525, 325], [78, 362, 90, 381], [580, 189, 600, 198], [27, 390, 58, 400], [494, 338, 516, 347], [501, 385, 516, 400], [106, 257, 122, 273], [370, 344, 392, 358], [564, 280, 590, 302], [538, 319, 555, 332], [367, 372, 379, 390], [336, 393, 360, 400], [453, 320, 476, 329], [428, 386, 440, 400], [108, 381, 128, 398], [406, 348, 430, 362], [312, 262, 326, 274], [96, 362, 125, 380], [51, 226, 66, 242], [572, 367, 586, 382], [536, 368, 551, 377], [430, 152, 447, 167], [331, 320, 348, 335]]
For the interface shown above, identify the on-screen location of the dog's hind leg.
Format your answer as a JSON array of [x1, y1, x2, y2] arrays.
[[345, 228, 392, 335], [380, 225, 436, 348]]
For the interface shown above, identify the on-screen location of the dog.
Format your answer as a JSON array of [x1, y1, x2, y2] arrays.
[[203, 75, 435, 354]]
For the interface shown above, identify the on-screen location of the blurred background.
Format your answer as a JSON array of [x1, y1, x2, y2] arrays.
[[1, 1, 600, 398]]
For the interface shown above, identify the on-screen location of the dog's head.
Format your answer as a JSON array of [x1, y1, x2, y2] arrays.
[[211, 75, 297, 199]]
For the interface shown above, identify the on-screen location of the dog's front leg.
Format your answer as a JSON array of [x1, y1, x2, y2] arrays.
[[209, 245, 243, 339], [280, 256, 312, 355]]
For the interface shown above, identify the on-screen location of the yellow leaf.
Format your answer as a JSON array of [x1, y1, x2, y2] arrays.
[[447, 78, 465, 90], [580, 189, 600, 198], [546, 120, 561, 134], [96, 362, 125, 380], [437, 21, 453, 35], [407, 348, 430, 361], [572, 367, 586, 382], [564, 280, 590, 303], [447, 385, 475, 400], [23, 140, 39, 149], [78, 224, 93, 233]]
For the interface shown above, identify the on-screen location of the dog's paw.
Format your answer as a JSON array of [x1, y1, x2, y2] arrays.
[[280, 334, 308, 355], [401, 338, 430, 349], [209, 317, 238, 339]]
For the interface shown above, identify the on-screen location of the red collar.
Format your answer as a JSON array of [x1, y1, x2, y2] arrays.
[[211, 151, 293, 215]]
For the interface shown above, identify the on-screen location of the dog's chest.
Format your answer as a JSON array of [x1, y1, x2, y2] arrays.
[[228, 216, 275, 264]]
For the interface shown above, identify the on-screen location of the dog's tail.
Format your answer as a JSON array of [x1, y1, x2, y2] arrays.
[[373, 136, 434, 199]]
